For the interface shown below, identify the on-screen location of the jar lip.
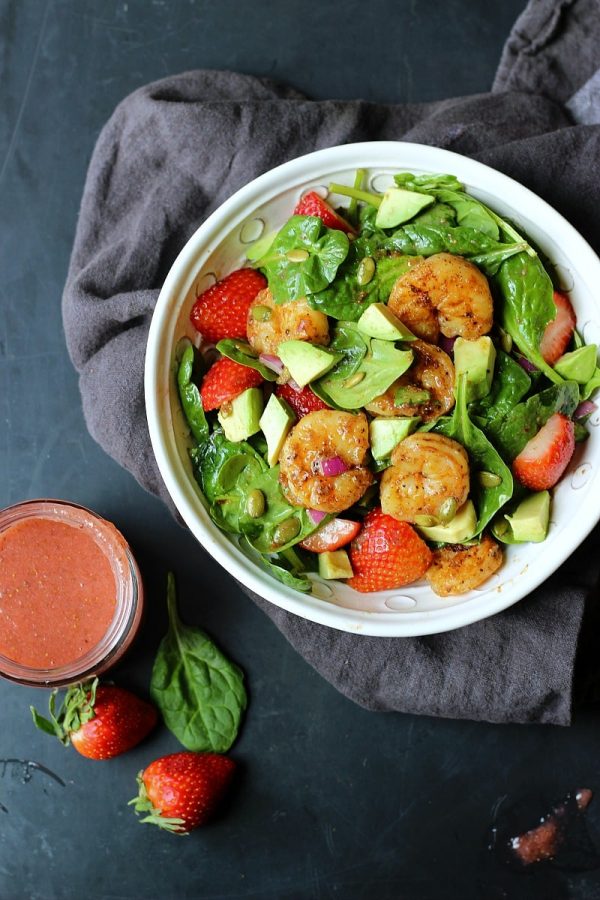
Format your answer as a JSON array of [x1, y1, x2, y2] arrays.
[[0, 499, 143, 687]]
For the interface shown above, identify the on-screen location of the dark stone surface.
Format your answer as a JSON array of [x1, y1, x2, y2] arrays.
[[2, 1, 600, 898]]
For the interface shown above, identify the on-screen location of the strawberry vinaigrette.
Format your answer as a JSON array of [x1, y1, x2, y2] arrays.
[[0, 500, 143, 686]]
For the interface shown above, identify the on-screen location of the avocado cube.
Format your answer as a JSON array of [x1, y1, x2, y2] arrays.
[[504, 491, 550, 543], [454, 336, 496, 402], [369, 417, 420, 461], [375, 188, 435, 229], [277, 341, 340, 387], [318, 549, 354, 580], [416, 500, 477, 543], [357, 303, 416, 342], [217, 387, 263, 442], [554, 344, 597, 384], [259, 394, 296, 467]]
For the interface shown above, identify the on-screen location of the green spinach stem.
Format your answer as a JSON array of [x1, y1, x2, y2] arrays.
[[328, 182, 382, 208]]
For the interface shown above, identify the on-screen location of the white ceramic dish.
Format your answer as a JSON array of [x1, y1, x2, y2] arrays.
[[145, 141, 600, 636]]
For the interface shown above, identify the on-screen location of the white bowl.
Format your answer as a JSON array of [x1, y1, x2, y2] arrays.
[[145, 141, 600, 637]]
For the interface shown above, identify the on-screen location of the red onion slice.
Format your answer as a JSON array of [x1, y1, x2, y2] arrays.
[[515, 354, 539, 374], [320, 456, 349, 477], [438, 335, 456, 355], [258, 353, 285, 375], [308, 509, 327, 525], [287, 378, 302, 392], [575, 400, 597, 419]]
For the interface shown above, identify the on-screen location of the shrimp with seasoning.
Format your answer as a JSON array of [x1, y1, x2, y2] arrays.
[[380, 432, 470, 525], [388, 252, 493, 342], [279, 410, 373, 514], [426, 533, 503, 596], [247, 288, 329, 356], [365, 339, 455, 423]]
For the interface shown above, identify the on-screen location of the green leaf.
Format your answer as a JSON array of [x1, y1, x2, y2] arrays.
[[436, 375, 513, 535], [256, 215, 349, 303], [581, 366, 600, 400], [469, 351, 531, 435], [381, 224, 526, 275], [317, 338, 413, 409], [492, 381, 580, 461], [393, 173, 499, 238], [325, 322, 369, 380], [495, 253, 563, 383], [308, 251, 415, 322], [238, 537, 312, 593], [216, 339, 278, 381], [177, 341, 209, 444], [150, 574, 247, 753]]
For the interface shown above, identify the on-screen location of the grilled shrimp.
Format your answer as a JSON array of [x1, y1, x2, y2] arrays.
[[365, 340, 455, 423], [279, 410, 373, 514], [380, 432, 470, 524], [247, 288, 329, 356], [426, 533, 503, 596], [388, 252, 493, 342]]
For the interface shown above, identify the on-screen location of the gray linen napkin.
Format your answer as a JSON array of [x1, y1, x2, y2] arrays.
[[62, 0, 600, 725]]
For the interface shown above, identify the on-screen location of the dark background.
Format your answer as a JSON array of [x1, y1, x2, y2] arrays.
[[2, 1, 600, 898]]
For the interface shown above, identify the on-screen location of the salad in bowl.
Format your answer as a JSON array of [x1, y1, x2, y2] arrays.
[[171, 169, 598, 598]]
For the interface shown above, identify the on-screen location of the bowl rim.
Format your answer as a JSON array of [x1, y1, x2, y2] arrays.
[[145, 140, 600, 637]]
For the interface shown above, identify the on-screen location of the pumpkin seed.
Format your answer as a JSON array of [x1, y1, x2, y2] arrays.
[[246, 489, 266, 519], [286, 248, 310, 263], [478, 471, 502, 488], [343, 371, 366, 388], [499, 327, 513, 354], [438, 498, 458, 525], [357, 256, 375, 286], [252, 305, 272, 322], [272, 517, 301, 546], [414, 514, 438, 528], [219, 401, 233, 418]]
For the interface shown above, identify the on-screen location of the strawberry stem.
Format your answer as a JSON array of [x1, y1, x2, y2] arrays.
[[328, 182, 382, 208], [128, 771, 187, 835], [30, 678, 99, 746]]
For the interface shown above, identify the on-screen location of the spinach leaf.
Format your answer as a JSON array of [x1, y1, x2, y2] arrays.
[[150, 573, 247, 753], [495, 253, 563, 384], [492, 381, 580, 461], [325, 321, 369, 380], [177, 341, 209, 444], [469, 351, 531, 434], [393, 173, 500, 238], [436, 375, 513, 535], [308, 251, 415, 321], [238, 537, 312, 593], [381, 224, 527, 275], [317, 338, 413, 409], [216, 339, 278, 381], [411, 202, 457, 227], [581, 366, 600, 400], [191, 432, 321, 552], [255, 215, 349, 303]]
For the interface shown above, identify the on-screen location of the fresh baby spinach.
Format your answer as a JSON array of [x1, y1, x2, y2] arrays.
[[317, 338, 413, 409], [239, 536, 312, 593], [177, 341, 209, 444], [216, 339, 278, 381], [470, 351, 531, 435], [326, 321, 369, 380], [394, 173, 500, 239], [255, 215, 349, 303], [436, 375, 513, 535], [150, 573, 247, 753], [492, 381, 580, 461], [382, 224, 527, 275]]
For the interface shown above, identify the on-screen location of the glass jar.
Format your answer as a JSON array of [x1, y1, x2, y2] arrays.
[[0, 499, 144, 688]]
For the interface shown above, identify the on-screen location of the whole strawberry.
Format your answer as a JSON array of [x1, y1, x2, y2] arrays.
[[130, 752, 236, 834], [31, 679, 157, 760], [190, 268, 267, 344], [200, 357, 263, 411], [293, 191, 355, 234], [275, 382, 330, 418], [348, 508, 432, 593]]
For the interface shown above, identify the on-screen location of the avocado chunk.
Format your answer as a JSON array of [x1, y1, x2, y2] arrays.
[[278, 341, 341, 387], [318, 549, 354, 580], [554, 344, 597, 383], [504, 491, 550, 543], [369, 416, 420, 460], [217, 387, 263, 442], [454, 336, 496, 402], [357, 303, 416, 342], [259, 394, 296, 467], [416, 500, 477, 543], [375, 188, 435, 229], [246, 229, 277, 262]]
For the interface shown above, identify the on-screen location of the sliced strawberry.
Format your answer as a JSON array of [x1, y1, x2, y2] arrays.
[[201, 357, 263, 411], [276, 383, 330, 418], [513, 412, 575, 490], [347, 508, 432, 593], [300, 518, 361, 553], [539, 291, 576, 365], [293, 191, 355, 234], [190, 269, 267, 344]]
